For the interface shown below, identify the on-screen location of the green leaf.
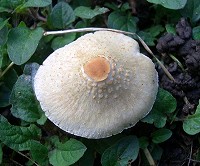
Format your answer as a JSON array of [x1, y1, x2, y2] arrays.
[[71, 0, 92, 7], [139, 137, 149, 150], [74, 6, 109, 19], [78, 148, 95, 166], [180, 0, 200, 23], [138, 25, 164, 46], [51, 33, 76, 50], [30, 141, 48, 165], [183, 101, 200, 135], [0, 18, 9, 30], [107, 11, 138, 33], [10, 63, 44, 123], [147, 0, 187, 9], [192, 26, 200, 40], [151, 129, 172, 144], [21, 0, 52, 8], [0, 47, 9, 68], [48, 2, 75, 29], [0, 144, 2, 164], [142, 88, 177, 128], [1, 0, 25, 10], [94, 134, 125, 155], [101, 136, 139, 166], [7, 26, 44, 65], [49, 138, 87, 166], [0, 6, 12, 13], [0, 85, 11, 107], [150, 144, 163, 160], [0, 27, 8, 46], [165, 24, 176, 34], [0, 19, 8, 46], [0, 115, 41, 151], [4, 69, 18, 90]]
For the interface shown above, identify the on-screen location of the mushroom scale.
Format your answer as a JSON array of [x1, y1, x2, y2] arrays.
[[34, 31, 158, 139]]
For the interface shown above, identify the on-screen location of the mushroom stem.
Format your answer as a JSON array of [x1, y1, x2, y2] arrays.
[[143, 148, 156, 166], [44, 27, 175, 82], [0, 62, 14, 79]]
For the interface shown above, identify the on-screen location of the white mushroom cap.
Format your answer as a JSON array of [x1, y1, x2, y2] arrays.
[[34, 31, 158, 139]]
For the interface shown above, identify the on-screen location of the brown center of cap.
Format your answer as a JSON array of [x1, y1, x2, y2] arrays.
[[83, 57, 110, 82]]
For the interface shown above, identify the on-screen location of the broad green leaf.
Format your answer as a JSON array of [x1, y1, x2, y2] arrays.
[[78, 148, 95, 166], [183, 102, 200, 135], [138, 25, 164, 46], [150, 144, 163, 160], [21, 0, 51, 8], [0, 26, 8, 46], [0, 144, 2, 164], [30, 141, 48, 165], [0, 18, 9, 30], [142, 88, 177, 128], [0, 6, 12, 13], [0, 18, 9, 46], [10, 63, 44, 123], [7, 26, 44, 65], [0, 47, 9, 68], [48, 2, 75, 29], [101, 136, 139, 166], [139, 137, 149, 150], [74, 6, 109, 19], [0, 115, 41, 151], [0, 85, 11, 107], [147, 0, 187, 9], [121, 2, 131, 11], [71, 0, 92, 7], [165, 24, 176, 34], [192, 26, 200, 40], [51, 33, 76, 50], [1, 69, 18, 107], [151, 129, 172, 144], [107, 11, 138, 33], [180, 0, 200, 23], [49, 138, 87, 166], [1, 0, 25, 10], [4, 69, 18, 90], [94, 134, 125, 155]]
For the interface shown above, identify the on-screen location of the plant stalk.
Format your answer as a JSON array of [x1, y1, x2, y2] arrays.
[[0, 62, 14, 79], [143, 148, 156, 166]]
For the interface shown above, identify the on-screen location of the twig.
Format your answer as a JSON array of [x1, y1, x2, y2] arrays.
[[129, 0, 137, 14], [187, 159, 200, 163], [28, 8, 47, 22], [188, 142, 193, 166], [17, 151, 39, 166], [10, 158, 24, 166], [136, 35, 175, 82], [44, 27, 175, 82], [0, 62, 14, 79], [43, 27, 136, 36], [143, 148, 156, 166]]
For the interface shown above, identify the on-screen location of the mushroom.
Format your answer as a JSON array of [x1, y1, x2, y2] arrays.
[[34, 31, 158, 139]]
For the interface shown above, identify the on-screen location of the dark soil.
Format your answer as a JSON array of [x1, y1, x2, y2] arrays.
[[155, 18, 200, 165]]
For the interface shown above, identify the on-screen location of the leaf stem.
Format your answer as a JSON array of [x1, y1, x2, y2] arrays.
[[169, 54, 185, 72], [44, 27, 175, 82], [0, 62, 14, 79], [143, 148, 156, 166], [17, 151, 39, 166]]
